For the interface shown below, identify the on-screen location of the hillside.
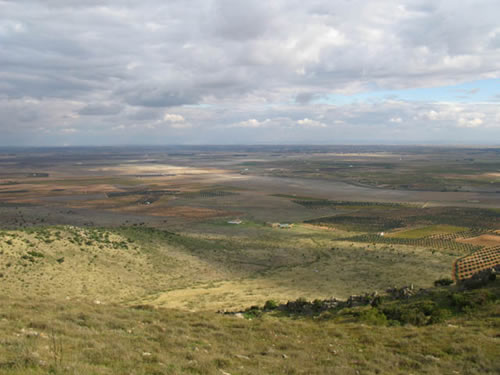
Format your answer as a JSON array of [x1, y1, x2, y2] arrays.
[[0, 280, 498, 374], [0, 225, 455, 310]]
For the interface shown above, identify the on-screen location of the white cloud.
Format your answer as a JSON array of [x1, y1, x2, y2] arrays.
[[163, 113, 186, 123], [162, 113, 192, 129], [297, 118, 327, 128], [231, 119, 271, 128], [458, 115, 484, 128]]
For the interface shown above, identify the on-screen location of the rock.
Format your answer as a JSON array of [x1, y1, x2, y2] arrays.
[[234, 313, 244, 319], [386, 285, 417, 299], [142, 352, 152, 357], [21, 328, 39, 338], [347, 294, 374, 307], [235, 354, 250, 360], [424, 355, 440, 362]]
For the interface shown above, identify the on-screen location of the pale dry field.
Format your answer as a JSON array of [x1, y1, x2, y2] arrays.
[[457, 234, 500, 247]]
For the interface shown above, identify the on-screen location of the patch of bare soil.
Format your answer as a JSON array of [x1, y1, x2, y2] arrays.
[[67, 196, 140, 210], [88, 164, 228, 176], [302, 223, 338, 231], [456, 234, 500, 247], [146, 206, 236, 219]]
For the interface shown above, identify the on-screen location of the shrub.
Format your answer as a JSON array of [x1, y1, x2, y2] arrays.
[[381, 300, 440, 326], [357, 308, 388, 326], [428, 308, 452, 324], [450, 290, 496, 312], [434, 277, 453, 287], [264, 300, 279, 310], [243, 306, 262, 319], [312, 299, 324, 312]]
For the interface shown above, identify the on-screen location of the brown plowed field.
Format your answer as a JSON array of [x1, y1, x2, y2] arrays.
[[457, 234, 500, 247], [455, 245, 500, 280]]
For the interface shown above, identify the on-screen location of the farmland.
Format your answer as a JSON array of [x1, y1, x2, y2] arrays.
[[0, 145, 499, 374]]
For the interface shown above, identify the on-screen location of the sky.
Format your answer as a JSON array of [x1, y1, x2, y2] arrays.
[[0, 0, 499, 146]]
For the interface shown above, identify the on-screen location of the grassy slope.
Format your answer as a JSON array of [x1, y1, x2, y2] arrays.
[[0, 282, 498, 375], [1, 223, 498, 374], [1, 225, 455, 310], [0, 227, 229, 304]]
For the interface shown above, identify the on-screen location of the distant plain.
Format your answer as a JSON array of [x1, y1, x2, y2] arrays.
[[0, 145, 498, 374]]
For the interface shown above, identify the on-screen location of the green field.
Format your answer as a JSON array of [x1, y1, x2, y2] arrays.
[[389, 225, 467, 239]]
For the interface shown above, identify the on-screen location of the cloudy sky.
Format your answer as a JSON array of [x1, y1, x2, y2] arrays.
[[1, 0, 499, 146]]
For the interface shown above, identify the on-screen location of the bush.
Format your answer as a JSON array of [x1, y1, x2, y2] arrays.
[[312, 299, 324, 312], [357, 308, 388, 326], [450, 290, 496, 312], [285, 298, 312, 314], [243, 306, 262, 319], [264, 300, 279, 310], [434, 277, 453, 287], [428, 308, 452, 324], [460, 271, 496, 289], [381, 300, 440, 326]]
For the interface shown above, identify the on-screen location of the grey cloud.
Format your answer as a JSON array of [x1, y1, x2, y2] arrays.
[[0, 0, 499, 145], [122, 89, 199, 108], [127, 108, 163, 121], [78, 103, 123, 116], [211, 0, 274, 41], [295, 92, 321, 104]]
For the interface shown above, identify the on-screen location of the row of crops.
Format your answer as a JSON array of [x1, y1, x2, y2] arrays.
[[305, 215, 404, 232], [293, 200, 402, 209], [182, 190, 239, 199], [107, 190, 180, 198], [334, 233, 482, 253], [454, 245, 500, 280], [427, 229, 490, 241], [303, 206, 499, 230]]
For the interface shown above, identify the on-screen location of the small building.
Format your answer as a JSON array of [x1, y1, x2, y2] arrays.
[[227, 220, 242, 225]]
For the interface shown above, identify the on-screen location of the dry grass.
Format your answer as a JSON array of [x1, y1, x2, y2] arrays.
[[0, 225, 455, 311], [0, 294, 498, 375], [0, 227, 228, 304]]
